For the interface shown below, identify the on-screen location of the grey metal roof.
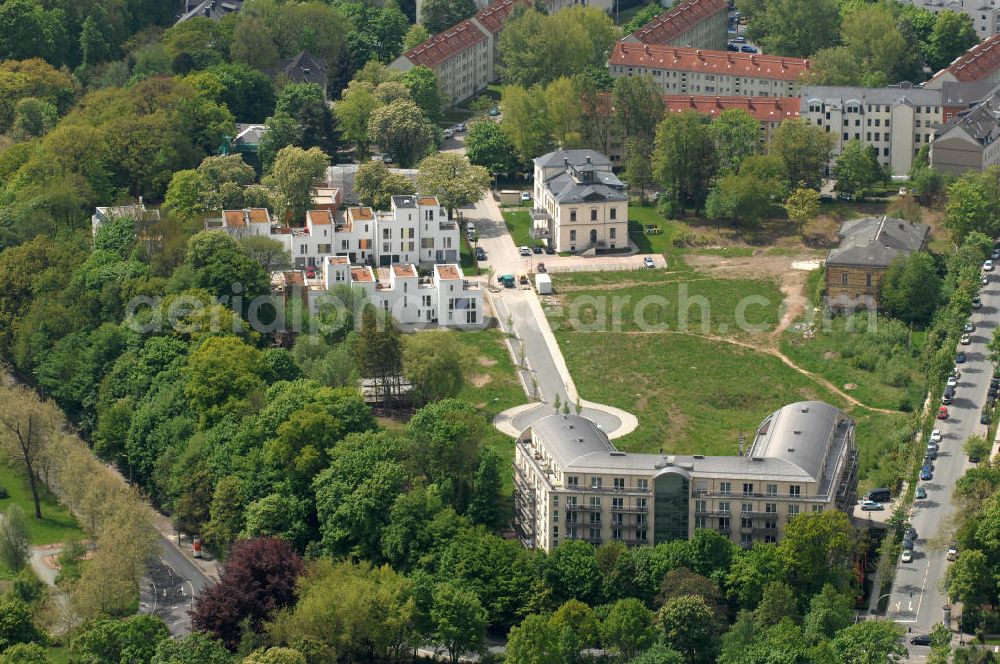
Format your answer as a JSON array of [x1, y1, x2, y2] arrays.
[[937, 91, 1000, 145], [176, 0, 243, 24], [534, 149, 613, 169], [545, 174, 630, 204], [826, 216, 929, 269], [801, 84, 943, 107], [527, 402, 853, 484], [392, 195, 417, 208]]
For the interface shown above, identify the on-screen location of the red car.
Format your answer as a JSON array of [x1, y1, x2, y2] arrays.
[[937, 406, 949, 420], [305, 266, 316, 279]]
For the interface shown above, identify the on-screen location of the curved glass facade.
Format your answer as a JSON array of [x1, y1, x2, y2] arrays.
[[654, 470, 689, 543]]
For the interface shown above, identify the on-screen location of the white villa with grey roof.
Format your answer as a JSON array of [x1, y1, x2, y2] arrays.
[[513, 402, 858, 551], [532, 149, 629, 254]]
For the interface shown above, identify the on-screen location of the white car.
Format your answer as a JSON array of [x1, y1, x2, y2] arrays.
[[860, 499, 883, 511], [929, 429, 943, 444], [947, 376, 958, 388], [520, 191, 531, 202], [901, 550, 913, 563], [985, 260, 994, 271], [947, 546, 958, 561], [961, 334, 972, 345], [644, 256, 656, 269], [983, 275, 990, 285], [519, 246, 531, 256], [443, 128, 454, 138]]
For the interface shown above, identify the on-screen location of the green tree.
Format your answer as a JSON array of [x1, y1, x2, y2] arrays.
[[401, 66, 442, 122], [768, 119, 834, 190], [336, 82, 379, 159], [549, 599, 600, 655], [612, 74, 664, 148], [11, 98, 56, 139], [947, 548, 992, 606], [653, 110, 716, 210], [467, 449, 503, 528], [622, 139, 654, 199], [259, 112, 305, 173], [274, 83, 338, 155], [164, 170, 212, 222], [741, 0, 840, 57], [657, 595, 718, 664], [230, 16, 279, 70], [928, 10, 978, 72], [263, 146, 330, 221], [546, 539, 602, 605], [830, 620, 906, 664], [466, 119, 520, 175], [150, 632, 232, 664], [709, 108, 761, 174], [420, 0, 477, 33], [406, 399, 484, 510], [0, 600, 40, 652], [784, 186, 820, 229], [354, 160, 416, 210], [629, 644, 684, 664], [70, 615, 170, 664], [803, 583, 856, 643], [355, 307, 404, 407], [705, 154, 786, 228], [622, 4, 661, 35], [501, 84, 554, 161], [602, 598, 656, 660], [943, 168, 1000, 242], [183, 336, 265, 428], [402, 332, 464, 406], [841, 6, 916, 84], [753, 581, 799, 628], [432, 582, 487, 664], [368, 99, 435, 168], [403, 24, 431, 51], [0, 643, 50, 664], [0, 506, 29, 572], [928, 622, 952, 664], [965, 434, 991, 465], [0, 0, 67, 65], [833, 140, 882, 201], [776, 510, 854, 597], [801, 46, 863, 87], [416, 153, 489, 219], [243, 648, 305, 664], [505, 613, 565, 664], [880, 252, 941, 326], [989, 328, 1000, 366], [239, 236, 292, 273], [545, 77, 586, 149]]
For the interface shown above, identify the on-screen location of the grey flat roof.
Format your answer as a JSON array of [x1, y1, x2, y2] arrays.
[[801, 84, 943, 106], [392, 195, 417, 208]]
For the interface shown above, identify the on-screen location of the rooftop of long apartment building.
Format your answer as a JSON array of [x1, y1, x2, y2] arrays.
[[625, 0, 727, 46], [474, 0, 525, 34], [400, 20, 486, 68], [664, 95, 800, 121], [611, 43, 810, 80], [931, 32, 1000, 83], [524, 402, 854, 487], [801, 83, 944, 106]]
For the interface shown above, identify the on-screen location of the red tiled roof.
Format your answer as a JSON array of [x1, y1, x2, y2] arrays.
[[403, 20, 486, 68], [611, 43, 809, 82], [474, 0, 526, 35], [629, 0, 728, 46], [663, 95, 800, 122], [934, 33, 1000, 83]]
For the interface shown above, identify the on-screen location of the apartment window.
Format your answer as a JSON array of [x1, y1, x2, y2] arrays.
[[695, 515, 706, 529], [695, 499, 707, 513], [613, 528, 623, 540], [741, 502, 752, 514], [718, 501, 730, 514], [567, 476, 578, 486], [636, 513, 646, 526], [740, 533, 752, 548], [788, 504, 800, 516], [568, 526, 578, 539], [570, 230, 576, 242], [843, 133, 849, 141], [589, 513, 601, 524], [766, 484, 777, 496], [718, 517, 730, 533], [552, 496, 559, 506], [553, 526, 559, 539], [743, 483, 754, 496], [637, 498, 647, 509], [612, 497, 623, 510], [610, 208, 617, 220], [765, 519, 777, 530], [589, 496, 601, 509], [741, 517, 753, 529], [789, 485, 801, 497], [637, 529, 647, 542], [589, 527, 600, 541], [613, 477, 625, 490], [720, 482, 731, 495], [591, 477, 602, 489], [637, 479, 648, 491], [553, 509, 559, 520], [610, 228, 616, 240], [567, 496, 577, 507], [765, 503, 776, 514], [866, 273, 872, 287], [422, 295, 431, 307], [764, 535, 776, 544], [841, 272, 848, 285], [570, 210, 577, 222], [812, 505, 823, 513], [590, 209, 597, 221]]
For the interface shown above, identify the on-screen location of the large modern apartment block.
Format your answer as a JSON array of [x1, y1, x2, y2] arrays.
[[609, 43, 809, 97], [532, 150, 629, 254], [513, 402, 859, 551], [898, 0, 1000, 38], [801, 84, 945, 176], [622, 0, 728, 50], [213, 195, 458, 269], [932, 90, 1000, 173]]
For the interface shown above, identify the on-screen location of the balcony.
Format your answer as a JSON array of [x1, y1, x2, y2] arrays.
[[611, 505, 648, 513]]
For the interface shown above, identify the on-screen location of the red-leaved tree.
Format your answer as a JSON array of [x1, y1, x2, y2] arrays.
[[191, 538, 304, 650]]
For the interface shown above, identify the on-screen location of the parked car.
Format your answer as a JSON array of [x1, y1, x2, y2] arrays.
[[993, 249, 999, 260], [920, 468, 933, 481], [488, 107, 500, 117], [929, 429, 943, 443], [957, 352, 967, 363], [726, 43, 740, 51], [961, 334, 972, 345], [951, 367, 962, 379], [985, 259, 994, 271], [926, 448, 937, 460], [983, 275, 990, 286], [521, 191, 531, 202], [938, 406, 949, 419], [544, 245, 555, 255], [973, 297, 982, 309], [915, 487, 927, 499], [305, 266, 316, 279], [989, 386, 998, 397], [981, 411, 992, 425], [941, 392, 952, 405], [455, 123, 466, 132], [739, 44, 758, 53], [475, 247, 486, 261], [860, 500, 883, 511], [901, 550, 913, 563], [903, 536, 914, 550], [910, 635, 931, 646], [533, 245, 542, 254], [519, 246, 531, 256], [497, 274, 515, 288], [443, 128, 454, 138], [536, 263, 546, 273], [965, 322, 976, 333], [921, 463, 933, 476], [731, 36, 746, 43], [906, 526, 918, 540], [947, 376, 959, 388], [868, 488, 891, 502], [947, 546, 958, 561], [644, 256, 656, 269], [991, 378, 999, 388]]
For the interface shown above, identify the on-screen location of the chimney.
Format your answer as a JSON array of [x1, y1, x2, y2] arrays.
[[780, 57, 785, 69], [715, 96, 721, 107], [750, 54, 757, 65], [673, 47, 678, 59], [696, 49, 703, 58], [804, 58, 810, 69], [586, 155, 591, 164], [689, 95, 695, 107], [644, 44, 651, 56]]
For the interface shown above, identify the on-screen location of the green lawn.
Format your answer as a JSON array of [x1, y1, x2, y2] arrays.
[[502, 210, 534, 248], [558, 331, 848, 455], [689, 247, 755, 258], [780, 315, 926, 411], [547, 271, 784, 338], [0, 463, 83, 546], [460, 235, 481, 276]]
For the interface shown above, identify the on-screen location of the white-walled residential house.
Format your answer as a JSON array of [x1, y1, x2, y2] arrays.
[[372, 195, 459, 266], [91, 200, 161, 237]]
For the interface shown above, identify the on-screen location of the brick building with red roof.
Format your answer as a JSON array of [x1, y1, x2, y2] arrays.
[[623, 0, 727, 50]]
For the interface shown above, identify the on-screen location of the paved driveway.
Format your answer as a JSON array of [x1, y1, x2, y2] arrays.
[[886, 275, 994, 660]]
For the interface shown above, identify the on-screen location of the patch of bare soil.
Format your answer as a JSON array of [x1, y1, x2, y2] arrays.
[[823, 351, 839, 360], [844, 383, 857, 391], [470, 374, 492, 388], [477, 356, 497, 367]]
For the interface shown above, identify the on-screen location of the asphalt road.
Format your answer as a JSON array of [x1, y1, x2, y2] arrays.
[[139, 536, 213, 635], [886, 273, 994, 660]]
